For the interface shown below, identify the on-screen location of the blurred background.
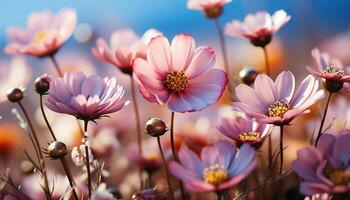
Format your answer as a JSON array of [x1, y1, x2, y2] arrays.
[[0, 0, 350, 199]]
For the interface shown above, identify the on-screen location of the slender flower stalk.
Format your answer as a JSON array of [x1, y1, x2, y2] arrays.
[[84, 120, 93, 199], [314, 92, 333, 146], [279, 125, 284, 175], [156, 136, 174, 200], [169, 112, 186, 199], [216, 191, 228, 200], [262, 45, 273, 170], [49, 55, 64, 77], [17, 101, 51, 199], [214, 18, 229, 77], [39, 94, 79, 200]]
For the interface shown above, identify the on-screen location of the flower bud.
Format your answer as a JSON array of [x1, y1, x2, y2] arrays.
[[145, 118, 167, 137], [34, 74, 51, 95], [204, 6, 223, 19], [239, 66, 259, 85], [48, 141, 68, 159], [7, 88, 23, 102], [250, 34, 272, 47], [322, 79, 343, 93]]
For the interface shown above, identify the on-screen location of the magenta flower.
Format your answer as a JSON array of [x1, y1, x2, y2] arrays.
[[133, 34, 227, 113], [293, 134, 350, 196], [217, 114, 273, 148], [234, 71, 325, 125], [4, 8, 77, 57], [45, 71, 128, 121], [225, 10, 290, 47], [169, 140, 256, 192], [307, 48, 350, 92], [92, 29, 161, 75]]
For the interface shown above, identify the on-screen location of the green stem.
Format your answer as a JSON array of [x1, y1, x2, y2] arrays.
[[262, 46, 270, 76]]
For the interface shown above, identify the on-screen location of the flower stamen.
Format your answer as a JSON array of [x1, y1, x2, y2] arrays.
[[324, 164, 350, 185], [239, 131, 261, 142], [164, 70, 188, 93], [34, 30, 50, 43], [268, 101, 290, 117], [323, 65, 344, 77], [203, 164, 229, 185]]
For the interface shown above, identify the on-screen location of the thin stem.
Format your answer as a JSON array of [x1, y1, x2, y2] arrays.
[[84, 120, 93, 199], [17, 101, 51, 199], [169, 112, 177, 161], [279, 125, 284, 175], [0, 176, 31, 200], [61, 158, 79, 200], [169, 112, 186, 199], [157, 136, 174, 200], [315, 92, 333, 146], [49, 55, 63, 77], [214, 18, 229, 75], [214, 18, 232, 96], [40, 95, 57, 140], [262, 46, 270, 76], [130, 77, 143, 186], [39, 95, 79, 200]]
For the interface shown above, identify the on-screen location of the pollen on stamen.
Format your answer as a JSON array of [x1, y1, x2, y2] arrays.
[[203, 164, 229, 185], [164, 70, 189, 93], [323, 65, 344, 77], [268, 101, 291, 118], [239, 131, 261, 142]]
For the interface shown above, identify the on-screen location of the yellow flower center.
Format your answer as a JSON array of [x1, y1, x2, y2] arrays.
[[324, 164, 350, 185], [323, 65, 344, 77], [203, 164, 229, 185], [239, 131, 261, 142], [34, 30, 50, 43], [164, 70, 188, 93], [268, 101, 291, 117], [144, 152, 158, 161]]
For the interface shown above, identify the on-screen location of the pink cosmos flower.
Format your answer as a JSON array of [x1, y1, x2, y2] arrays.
[[133, 34, 228, 113], [4, 9, 77, 57], [234, 71, 325, 125], [45, 71, 128, 121], [307, 48, 350, 92], [293, 134, 350, 196], [217, 114, 274, 148], [169, 140, 256, 192], [92, 29, 162, 75], [187, 0, 232, 18], [225, 10, 291, 47]]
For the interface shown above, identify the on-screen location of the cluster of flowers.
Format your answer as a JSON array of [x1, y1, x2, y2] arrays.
[[1, 0, 350, 200]]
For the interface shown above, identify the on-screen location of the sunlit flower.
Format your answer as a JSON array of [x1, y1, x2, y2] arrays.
[[92, 29, 161, 75], [169, 140, 256, 192], [225, 10, 290, 47], [133, 34, 227, 113], [4, 8, 77, 57], [293, 134, 350, 195], [127, 138, 162, 173], [307, 48, 350, 92], [45, 71, 128, 121], [217, 113, 273, 148], [234, 71, 325, 125], [0, 57, 31, 102], [187, 0, 232, 18]]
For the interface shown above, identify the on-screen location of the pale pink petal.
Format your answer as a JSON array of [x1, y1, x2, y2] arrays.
[[146, 35, 172, 75], [171, 34, 195, 71], [186, 46, 215, 79]]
